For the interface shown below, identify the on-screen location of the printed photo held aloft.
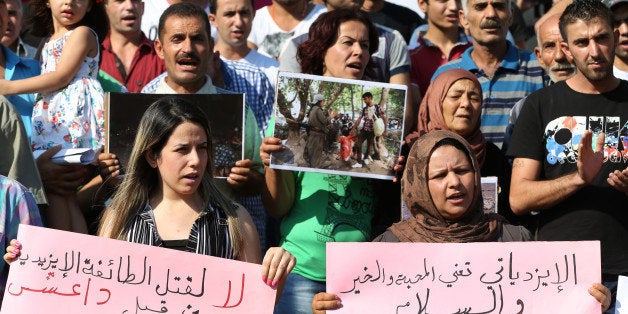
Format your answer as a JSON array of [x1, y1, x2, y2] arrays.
[[270, 72, 407, 180], [104, 93, 244, 178]]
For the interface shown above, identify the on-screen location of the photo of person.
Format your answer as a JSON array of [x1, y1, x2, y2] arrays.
[[106, 93, 244, 178], [270, 72, 407, 180]]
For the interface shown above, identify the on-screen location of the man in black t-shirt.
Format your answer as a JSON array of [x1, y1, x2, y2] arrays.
[[508, 0, 628, 312]]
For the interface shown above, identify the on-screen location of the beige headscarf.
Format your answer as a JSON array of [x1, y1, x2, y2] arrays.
[[405, 69, 487, 166], [389, 130, 503, 243]]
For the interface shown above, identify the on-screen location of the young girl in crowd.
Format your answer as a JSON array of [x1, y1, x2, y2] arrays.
[[0, 0, 109, 233]]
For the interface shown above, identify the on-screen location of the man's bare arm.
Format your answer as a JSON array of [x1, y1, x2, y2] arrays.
[[510, 131, 605, 214], [510, 158, 586, 214]]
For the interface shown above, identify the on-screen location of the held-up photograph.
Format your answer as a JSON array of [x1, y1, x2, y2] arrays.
[[105, 93, 245, 178], [270, 72, 407, 180]]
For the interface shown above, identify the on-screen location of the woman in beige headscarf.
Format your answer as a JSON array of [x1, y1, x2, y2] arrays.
[[381, 131, 524, 242], [311, 131, 611, 312], [404, 69, 520, 226]]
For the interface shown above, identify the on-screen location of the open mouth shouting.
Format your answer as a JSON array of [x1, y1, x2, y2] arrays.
[[176, 53, 201, 72], [120, 14, 138, 26]]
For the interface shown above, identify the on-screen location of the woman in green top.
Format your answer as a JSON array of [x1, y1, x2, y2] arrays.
[[260, 9, 380, 314]]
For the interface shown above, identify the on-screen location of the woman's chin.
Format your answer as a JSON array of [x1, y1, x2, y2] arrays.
[[343, 68, 365, 80], [440, 206, 470, 222]]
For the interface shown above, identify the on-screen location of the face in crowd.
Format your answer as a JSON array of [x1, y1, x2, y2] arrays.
[[613, 3, 628, 65], [155, 14, 213, 91], [323, 19, 371, 79], [146, 121, 209, 199], [105, 0, 144, 36], [421, 0, 461, 30], [427, 144, 476, 221], [535, 15, 576, 82], [0, 0, 22, 48], [561, 16, 616, 82], [209, 0, 253, 49], [442, 78, 482, 138], [0, 0, 8, 39], [460, 0, 512, 46]]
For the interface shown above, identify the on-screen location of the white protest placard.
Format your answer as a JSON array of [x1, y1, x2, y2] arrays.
[[327, 241, 601, 313], [1, 225, 276, 313], [617, 275, 627, 313]]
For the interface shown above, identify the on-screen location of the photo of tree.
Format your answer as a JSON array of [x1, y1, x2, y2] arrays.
[[270, 72, 407, 180]]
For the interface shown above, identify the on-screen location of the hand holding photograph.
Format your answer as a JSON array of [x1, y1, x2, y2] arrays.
[[270, 72, 407, 180]]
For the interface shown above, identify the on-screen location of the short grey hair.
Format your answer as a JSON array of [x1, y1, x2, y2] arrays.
[[461, 0, 511, 16]]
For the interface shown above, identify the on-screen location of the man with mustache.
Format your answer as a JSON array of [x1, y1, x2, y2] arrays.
[[502, 14, 577, 152], [432, 0, 546, 149], [610, 0, 628, 80], [142, 2, 268, 253], [508, 0, 628, 311], [101, 0, 165, 93], [535, 14, 578, 83]]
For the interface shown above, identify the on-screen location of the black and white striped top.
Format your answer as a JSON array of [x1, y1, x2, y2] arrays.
[[124, 202, 234, 259]]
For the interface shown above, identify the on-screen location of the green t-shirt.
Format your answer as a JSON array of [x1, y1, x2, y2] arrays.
[[281, 172, 375, 281]]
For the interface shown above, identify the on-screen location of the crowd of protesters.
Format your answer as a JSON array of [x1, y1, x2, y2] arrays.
[[0, 0, 626, 313]]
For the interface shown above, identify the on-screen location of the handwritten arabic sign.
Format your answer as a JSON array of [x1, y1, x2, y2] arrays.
[[327, 241, 601, 313], [1, 225, 275, 313]]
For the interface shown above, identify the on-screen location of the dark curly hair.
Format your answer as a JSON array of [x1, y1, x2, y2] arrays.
[[559, 0, 613, 42], [28, 0, 109, 44], [159, 2, 212, 41], [297, 9, 379, 78]]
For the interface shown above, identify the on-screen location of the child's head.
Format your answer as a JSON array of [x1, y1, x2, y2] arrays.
[[341, 127, 350, 137], [29, 0, 109, 43]]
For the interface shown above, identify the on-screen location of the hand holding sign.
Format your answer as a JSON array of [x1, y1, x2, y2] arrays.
[[326, 241, 605, 313]]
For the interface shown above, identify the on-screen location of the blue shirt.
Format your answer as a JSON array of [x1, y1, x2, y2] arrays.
[[221, 58, 274, 136], [2, 45, 40, 139], [432, 43, 546, 148]]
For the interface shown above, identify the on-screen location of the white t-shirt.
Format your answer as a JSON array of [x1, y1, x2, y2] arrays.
[[141, 0, 169, 42], [248, 4, 326, 59], [243, 49, 279, 89], [614, 65, 628, 81]]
